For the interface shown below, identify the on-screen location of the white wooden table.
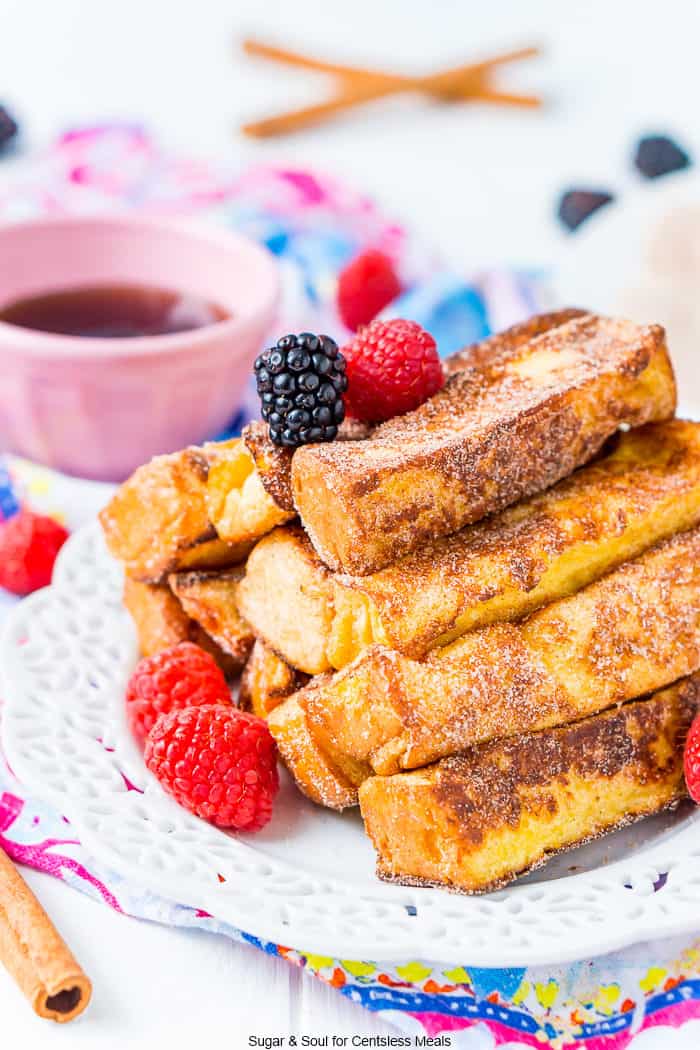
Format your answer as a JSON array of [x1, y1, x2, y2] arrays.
[[2, 0, 700, 1045]]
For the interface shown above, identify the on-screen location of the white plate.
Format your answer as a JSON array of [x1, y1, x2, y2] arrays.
[[3, 524, 700, 966]]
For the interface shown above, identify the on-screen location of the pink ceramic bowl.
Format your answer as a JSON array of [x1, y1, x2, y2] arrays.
[[0, 215, 280, 480]]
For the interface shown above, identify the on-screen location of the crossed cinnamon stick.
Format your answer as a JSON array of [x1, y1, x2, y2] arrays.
[[242, 39, 542, 138]]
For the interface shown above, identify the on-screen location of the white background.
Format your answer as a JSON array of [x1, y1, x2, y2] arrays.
[[1, 1, 700, 1046]]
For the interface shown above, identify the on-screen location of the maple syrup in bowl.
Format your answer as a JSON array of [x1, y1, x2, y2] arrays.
[[0, 215, 280, 480], [0, 284, 230, 339]]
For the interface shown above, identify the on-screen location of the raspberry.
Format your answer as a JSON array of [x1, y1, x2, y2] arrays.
[[557, 189, 614, 232], [255, 333, 347, 448], [126, 642, 231, 743], [145, 705, 279, 831], [634, 135, 691, 180], [684, 713, 700, 804], [343, 318, 444, 423], [0, 508, 69, 596], [337, 249, 402, 332]]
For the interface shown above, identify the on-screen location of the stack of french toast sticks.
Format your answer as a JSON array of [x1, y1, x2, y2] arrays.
[[101, 308, 700, 893]]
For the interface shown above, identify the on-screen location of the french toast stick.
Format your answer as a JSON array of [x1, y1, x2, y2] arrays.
[[122, 578, 240, 674], [100, 312, 584, 581], [268, 691, 371, 810], [236, 524, 335, 675], [213, 313, 580, 546], [297, 524, 700, 777], [210, 314, 580, 552], [238, 421, 700, 672], [239, 639, 309, 719], [360, 676, 700, 893], [291, 315, 677, 574], [100, 440, 254, 582], [443, 307, 586, 375], [168, 568, 254, 668], [243, 420, 373, 511], [205, 427, 295, 544]]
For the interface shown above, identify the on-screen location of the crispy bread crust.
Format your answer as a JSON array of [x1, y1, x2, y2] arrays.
[[243, 419, 375, 513], [100, 440, 252, 582], [237, 421, 700, 671], [371, 803, 685, 895], [244, 313, 580, 513], [206, 429, 295, 543], [359, 677, 699, 893], [122, 578, 239, 675], [236, 524, 335, 674], [291, 316, 677, 574], [239, 639, 309, 719], [300, 524, 700, 774], [100, 312, 590, 583], [335, 420, 700, 659], [168, 568, 254, 670], [243, 422, 297, 512], [267, 692, 370, 810], [443, 308, 586, 375]]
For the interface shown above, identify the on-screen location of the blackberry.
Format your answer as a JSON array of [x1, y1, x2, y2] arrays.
[[0, 106, 18, 152], [254, 332, 347, 448], [557, 189, 614, 232], [634, 134, 691, 179]]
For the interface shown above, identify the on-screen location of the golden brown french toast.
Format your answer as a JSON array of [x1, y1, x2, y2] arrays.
[[360, 676, 700, 893], [291, 315, 677, 574], [443, 307, 586, 375], [268, 690, 371, 810], [209, 316, 581, 556], [199, 419, 376, 546], [205, 427, 295, 545], [237, 421, 700, 672], [299, 524, 700, 776], [213, 315, 581, 548], [122, 578, 239, 674], [236, 524, 335, 674], [100, 312, 588, 583], [168, 568, 254, 669], [100, 440, 253, 582], [242, 422, 297, 510], [239, 639, 309, 719], [331, 419, 700, 660]]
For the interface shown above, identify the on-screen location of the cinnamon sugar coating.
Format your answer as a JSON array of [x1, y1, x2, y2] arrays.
[[268, 690, 370, 810], [299, 524, 700, 775], [443, 307, 585, 375], [122, 577, 240, 675], [243, 420, 700, 671], [168, 567, 254, 671], [239, 639, 309, 719], [244, 418, 374, 513], [99, 440, 253, 582], [359, 676, 699, 892], [292, 315, 677, 574], [99, 311, 589, 582]]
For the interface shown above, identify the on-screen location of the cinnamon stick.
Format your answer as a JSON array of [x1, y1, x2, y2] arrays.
[[241, 40, 542, 138], [0, 846, 92, 1022]]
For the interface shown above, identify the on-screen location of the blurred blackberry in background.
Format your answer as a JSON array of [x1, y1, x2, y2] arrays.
[[0, 106, 18, 152], [255, 332, 347, 448], [557, 189, 615, 232], [634, 134, 691, 179]]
